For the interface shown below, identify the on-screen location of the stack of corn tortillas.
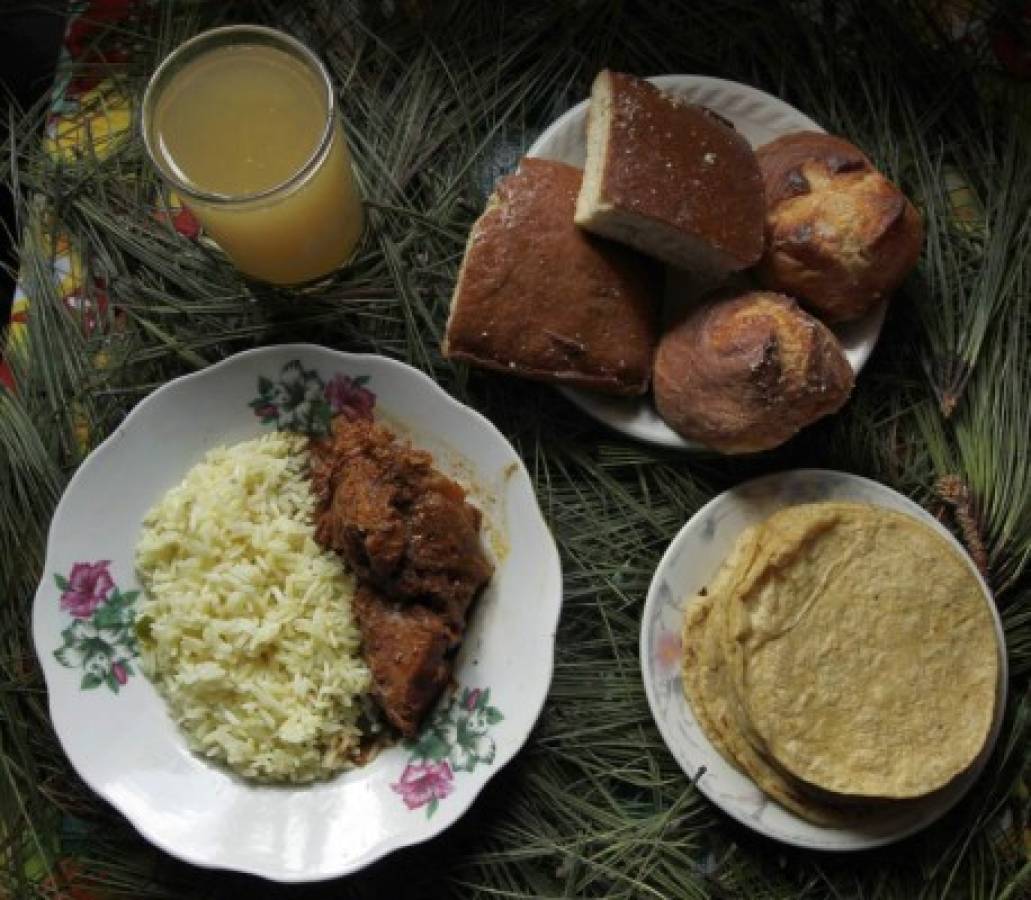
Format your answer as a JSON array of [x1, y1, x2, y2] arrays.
[[682, 501, 1000, 825]]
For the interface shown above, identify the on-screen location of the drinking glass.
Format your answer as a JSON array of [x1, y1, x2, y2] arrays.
[[142, 25, 364, 285]]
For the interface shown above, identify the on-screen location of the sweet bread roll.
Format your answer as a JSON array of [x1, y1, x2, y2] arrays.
[[575, 70, 765, 273], [653, 290, 854, 453], [756, 132, 923, 323], [443, 157, 660, 395]]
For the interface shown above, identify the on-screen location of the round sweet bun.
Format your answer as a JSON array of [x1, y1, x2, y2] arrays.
[[755, 132, 924, 323], [653, 290, 854, 453]]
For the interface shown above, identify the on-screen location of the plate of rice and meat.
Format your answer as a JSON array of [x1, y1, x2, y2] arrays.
[[31, 345, 562, 882]]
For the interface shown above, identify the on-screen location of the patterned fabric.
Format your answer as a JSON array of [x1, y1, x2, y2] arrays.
[[0, 0, 199, 397]]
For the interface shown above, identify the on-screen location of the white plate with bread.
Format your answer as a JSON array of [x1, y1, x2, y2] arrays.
[[442, 72, 922, 452]]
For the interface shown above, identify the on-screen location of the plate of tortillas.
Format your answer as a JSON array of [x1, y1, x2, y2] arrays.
[[640, 469, 1006, 850]]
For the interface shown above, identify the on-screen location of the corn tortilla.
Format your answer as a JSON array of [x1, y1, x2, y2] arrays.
[[725, 502, 998, 800], [682, 527, 859, 825]]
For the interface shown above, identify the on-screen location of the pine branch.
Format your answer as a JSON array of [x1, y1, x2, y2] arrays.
[[1, 2, 1028, 898]]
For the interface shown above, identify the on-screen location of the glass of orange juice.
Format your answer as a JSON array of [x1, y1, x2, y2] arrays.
[[142, 25, 364, 285]]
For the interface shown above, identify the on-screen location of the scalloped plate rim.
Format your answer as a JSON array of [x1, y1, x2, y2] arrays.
[[32, 343, 563, 882]]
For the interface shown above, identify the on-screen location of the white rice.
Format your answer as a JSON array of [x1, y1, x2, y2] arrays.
[[134, 432, 369, 782]]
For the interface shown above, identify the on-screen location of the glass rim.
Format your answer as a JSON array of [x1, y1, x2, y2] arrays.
[[141, 24, 337, 206]]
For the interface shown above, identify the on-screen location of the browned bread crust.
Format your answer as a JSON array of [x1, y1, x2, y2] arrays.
[[575, 70, 765, 273], [756, 132, 924, 323], [653, 290, 854, 453], [443, 157, 660, 395]]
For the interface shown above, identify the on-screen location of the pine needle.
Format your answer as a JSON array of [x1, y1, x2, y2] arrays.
[[2, 1, 1029, 898]]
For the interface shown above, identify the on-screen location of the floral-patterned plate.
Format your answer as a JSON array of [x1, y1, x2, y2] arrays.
[[32, 345, 562, 882], [640, 469, 1007, 851], [527, 76, 887, 450]]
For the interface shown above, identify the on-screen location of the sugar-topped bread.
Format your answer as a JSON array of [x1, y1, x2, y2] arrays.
[[444, 157, 660, 395], [575, 70, 765, 274]]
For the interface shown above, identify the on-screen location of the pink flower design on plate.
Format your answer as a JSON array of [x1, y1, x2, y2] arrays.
[[390, 760, 454, 811], [463, 688, 482, 712], [655, 630, 683, 674], [324, 373, 375, 421], [60, 560, 114, 618], [112, 662, 128, 685]]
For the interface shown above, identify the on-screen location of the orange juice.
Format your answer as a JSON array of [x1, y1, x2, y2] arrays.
[[145, 33, 363, 284]]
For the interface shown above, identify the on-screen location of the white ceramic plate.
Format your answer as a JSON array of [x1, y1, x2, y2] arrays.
[[527, 75, 888, 449], [640, 469, 1007, 850], [32, 345, 562, 882]]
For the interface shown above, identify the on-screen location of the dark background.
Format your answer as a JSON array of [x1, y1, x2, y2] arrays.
[[0, 3, 67, 330]]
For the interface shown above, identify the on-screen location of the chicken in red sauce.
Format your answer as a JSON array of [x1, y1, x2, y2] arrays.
[[310, 416, 493, 736]]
